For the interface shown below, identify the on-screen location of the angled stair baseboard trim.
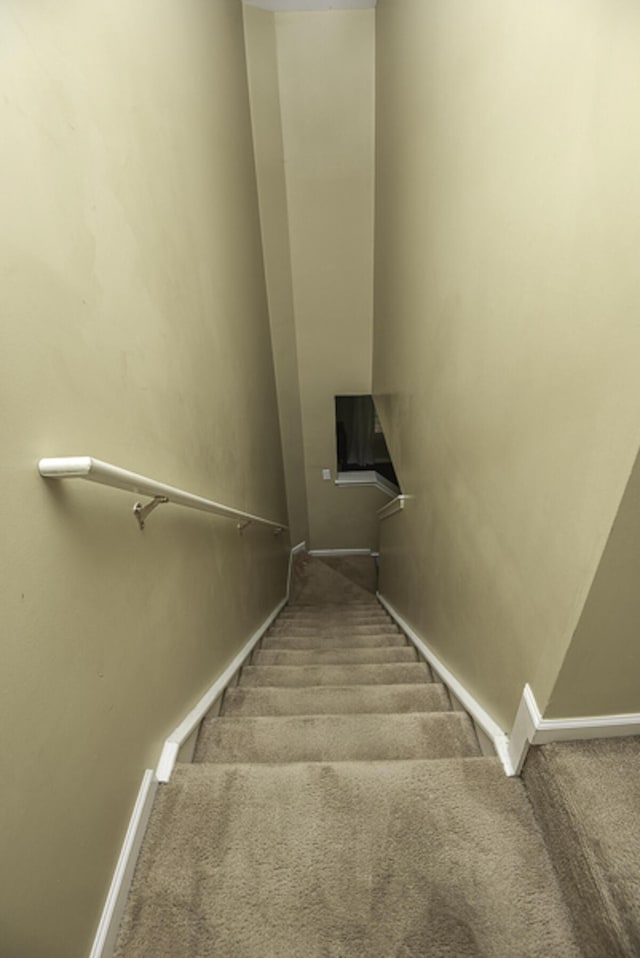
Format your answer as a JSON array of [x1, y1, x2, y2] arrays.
[[377, 594, 640, 777], [155, 595, 286, 782], [89, 770, 158, 958], [90, 542, 303, 958], [288, 540, 307, 594], [308, 548, 373, 557], [507, 683, 640, 775], [377, 593, 513, 774], [155, 544, 305, 783], [156, 542, 304, 781]]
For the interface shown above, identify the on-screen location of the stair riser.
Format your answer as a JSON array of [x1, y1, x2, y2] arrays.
[[285, 609, 382, 616], [274, 621, 393, 630], [278, 613, 393, 625], [194, 712, 481, 764], [221, 684, 452, 717], [239, 663, 432, 688], [261, 634, 407, 650], [287, 602, 380, 609], [268, 625, 401, 637], [253, 648, 417, 666]]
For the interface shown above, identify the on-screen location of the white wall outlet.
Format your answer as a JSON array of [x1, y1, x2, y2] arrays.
[[322, 468, 332, 481]]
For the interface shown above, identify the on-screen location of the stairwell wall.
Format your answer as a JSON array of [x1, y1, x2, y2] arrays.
[[373, 0, 640, 730], [243, 5, 310, 547], [0, 3, 288, 957], [546, 447, 640, 718], [244, 8, 387, 552]]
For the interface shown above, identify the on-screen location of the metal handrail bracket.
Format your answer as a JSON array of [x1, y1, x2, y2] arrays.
[[38, 456, 287, 533]]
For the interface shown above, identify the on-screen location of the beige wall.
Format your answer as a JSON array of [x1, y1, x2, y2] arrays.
[[374, 0, 640, 729], [0, 3, 288, 956], [245, 8, 386, 551], [547, 448, 640, 718], [243, 5, 309, 547]]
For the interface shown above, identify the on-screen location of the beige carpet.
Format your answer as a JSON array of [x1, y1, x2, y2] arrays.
[[523, 738, 640, 958], [115, 554, 581, 957], [115, 760, 580, 958], [314, 554, 378, 594], [221, 682, 452, 717], [287, 551, 376, 605], [194, 712, 481, 763]]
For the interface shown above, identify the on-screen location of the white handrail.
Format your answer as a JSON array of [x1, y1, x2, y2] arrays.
[[377, 494, 407, 520], [38, 457, 287, 533]]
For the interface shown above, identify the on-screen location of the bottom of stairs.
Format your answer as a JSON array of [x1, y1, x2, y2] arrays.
[[115, 758, 580, 958], [113, 556, 581, 957]]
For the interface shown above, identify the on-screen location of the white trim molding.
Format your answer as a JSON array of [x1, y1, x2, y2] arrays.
[[89, 770, 158, 958], [287, 540, 306, 597], [90, 543, 302, 957], [377, 595, 640, 778], [377, 593, 513, 775], [308, 548, 373, 557], [507, 683, 640, 775], [156, 542, 303, 781], [156, 594, 288, 781], [335, 471, 399, 498], [377, 495, 407, 520]]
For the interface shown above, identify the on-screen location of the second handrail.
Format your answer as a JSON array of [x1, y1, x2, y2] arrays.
[[377, 495, 407, 520]]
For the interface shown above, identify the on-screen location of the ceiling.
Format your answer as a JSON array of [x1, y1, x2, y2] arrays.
[[242, 1, 376, 10]]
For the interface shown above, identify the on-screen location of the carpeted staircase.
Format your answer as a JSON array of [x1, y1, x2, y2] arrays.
[[114, 555, 582, 957], [523, 738, 640, 958]]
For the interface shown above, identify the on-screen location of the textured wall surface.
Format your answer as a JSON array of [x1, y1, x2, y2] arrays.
[[0, 3, 288, 955], [243, 5, 309, 547], [374, 0, 640, 728], [547, 448, 640, 717], [246, 9, 385, 551]]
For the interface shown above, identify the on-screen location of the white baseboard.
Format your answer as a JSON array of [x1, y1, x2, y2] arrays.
[[288, 540, 306, 596], [507, 683, 640, 775], [156, 595, 287, 782], [89, 770, 157, 958], [334, 470, 399, 498], [377, 593, 513, 774], [309, 548, 373, 557], [91, 543, 300, 957], [156, 541, 302, 781], [378, 593, 640, 777]]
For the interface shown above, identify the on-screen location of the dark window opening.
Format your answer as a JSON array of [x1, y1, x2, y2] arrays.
[[335, 395, 399, 488]]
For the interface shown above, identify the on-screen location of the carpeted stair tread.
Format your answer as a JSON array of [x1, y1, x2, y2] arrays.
[[278, 609, 391, 621], [193, 711, 481, 763], [239, 662, 433, 687], [268, 623, 401, 638], [115, 759, 581, 958], [279, 607, 388, 616], [523, 738, 640, 958], [274, 608, 392, 618], [261, 632, 408, 650], [253, 646, 417, 666], [274, 617, 394, 629], [286, 602, 382, 610], [221, 682, 452, 717]]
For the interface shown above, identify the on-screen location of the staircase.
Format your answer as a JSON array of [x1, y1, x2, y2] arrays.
[[114, 555, 580, 957]]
